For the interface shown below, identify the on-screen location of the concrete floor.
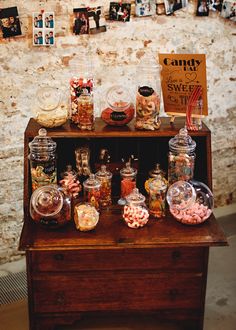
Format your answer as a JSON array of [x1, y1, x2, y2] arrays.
[[0, 205, 236, 330]]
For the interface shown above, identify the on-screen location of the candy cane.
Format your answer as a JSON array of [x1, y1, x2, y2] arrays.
[[186, 86, 202, 130]]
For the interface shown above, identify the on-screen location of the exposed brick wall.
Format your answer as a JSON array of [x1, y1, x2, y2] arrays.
[[0, 0, 235, 264]]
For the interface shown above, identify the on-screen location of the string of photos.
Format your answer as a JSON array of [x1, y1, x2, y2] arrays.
[[0, 1, 235, 41]]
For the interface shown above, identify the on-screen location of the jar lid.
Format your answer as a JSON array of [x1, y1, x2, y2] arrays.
[[149, 174, 167, 192], [30, 185, 63, 217], [169, 127, 196, 154], [126, 188, 145, 204], [120, 162, 137, 178], [166, 180, 196, 210], [95, 165, 112, 180], [36, 87, 61, 111], [149, 163, 164, 178], [106, 85, 132, 112], [29, 128, 57, 153], [83, 174, 101, 190]]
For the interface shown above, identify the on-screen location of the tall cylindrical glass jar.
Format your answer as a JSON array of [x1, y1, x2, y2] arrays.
[[135, 52, 161, 130], [118, 162, 137, 205], [168, 128, 196, 185], [69, 54, 94, 130], [83, 174, 101, 210], [28, 128, 57, 192], [95, 165, 112, 208]]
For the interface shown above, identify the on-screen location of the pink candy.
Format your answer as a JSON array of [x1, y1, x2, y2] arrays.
[[123, 205, 149, 229], [170, 201, 212, 225]]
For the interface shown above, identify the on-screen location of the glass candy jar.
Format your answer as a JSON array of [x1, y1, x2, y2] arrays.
[[118, 162, 137, 205], [95, 165, 112, 208], [166, 180, 213, 225], [135, 52, 161, 130], [83, 174, 101, 210], [168, 127, 196, 185], [148, 173, 168, 218], [123, 188, 149, 228], [74, 203, 99, 231], [101, 85, 135, 126], [34, 86, 68, 128], [29, 128, 57, 192], [59, 165, 81, 199], [30, 185, 71, 228]]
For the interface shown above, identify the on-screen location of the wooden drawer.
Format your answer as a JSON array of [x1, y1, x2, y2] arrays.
[[31, 247, 205, 273], [32, 272, 203, 313]]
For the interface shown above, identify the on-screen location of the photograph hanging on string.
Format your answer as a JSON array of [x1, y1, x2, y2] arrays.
[[164, 0, 188, 15], [196, 0, 210, 16], [0, 6, 22, 38], [88, 6, 106, 34], [209, 0, 223, 11], [73, 8, 89, 35], [109, 2, 131, 22], [33, 11, 55, 46], [221, 0, 236, 21], [135, 0, 156, 17]]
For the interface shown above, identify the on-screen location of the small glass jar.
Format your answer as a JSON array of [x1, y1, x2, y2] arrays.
[[74, 203, 99, 231], [135, 52, 161, 130], [83, 174, 101, 210], [101, 85, 135, 126], [168, 127, 196, 185], [30, 185, 71, 228], [123, 188, 149, 228], [148, 173, 168, 218], [73, 91, 94, 130], [95, 165, 112, 208], [118, 162, 137, 205], [59, 165, 81, 198], [34, 86, 68, 128], [28, 128, 57, 192], [166, 180, 213, 225]]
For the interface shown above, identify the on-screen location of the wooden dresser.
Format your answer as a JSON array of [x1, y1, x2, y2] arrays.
[[19, 118, 227, 330]]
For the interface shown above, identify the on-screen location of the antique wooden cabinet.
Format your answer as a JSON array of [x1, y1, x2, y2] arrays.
[[19, 118, 227, 330]]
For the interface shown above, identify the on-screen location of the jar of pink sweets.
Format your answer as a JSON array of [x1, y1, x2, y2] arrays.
[[123, 188, 149, 229], [166, 180, 213, 225]]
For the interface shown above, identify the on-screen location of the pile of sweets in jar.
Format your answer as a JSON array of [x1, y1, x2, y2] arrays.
[[74, 203, 99, 231], [168, 153, 195, 184], [85, 189, 100, 210], [101, 101, 135, 126], [123, 205, 149, 228], [99, 180, 112, 207], [170, 201, 212, 225], [121, 178, 136, 199], [59, 172, 81, 198], [70, 77, 94, 127], [35, 103, 68, 128], [135, 87, 161, 130]]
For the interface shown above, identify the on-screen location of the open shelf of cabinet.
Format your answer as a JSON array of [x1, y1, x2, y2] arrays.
[[19, 117, 227, 330]]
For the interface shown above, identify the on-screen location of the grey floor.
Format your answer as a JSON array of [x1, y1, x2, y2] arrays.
[[0, 206, 235, 330]]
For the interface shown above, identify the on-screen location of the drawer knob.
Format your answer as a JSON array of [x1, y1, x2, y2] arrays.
[[172, 250, 181, 260], [56, 292, 65, 305], [54, 253, 64, 261]]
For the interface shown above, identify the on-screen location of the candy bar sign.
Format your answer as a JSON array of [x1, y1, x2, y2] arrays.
[[158, 54, 208, 117]]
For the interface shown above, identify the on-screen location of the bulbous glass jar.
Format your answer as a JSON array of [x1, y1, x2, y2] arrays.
[[28, 128, 57, 192], [168, 127, 196, 185], [123, 188, 149, 228], [135, 52, 161, 130], [83, 174, 101, 210], [95, 165, 112, 208], [34, 86, 69, 128], [30, 185, 71, 228], [74, 203, 99, 231], [118, 162, 137, 205], [101, 85, 135, 126], [166, 180, 213, 225]]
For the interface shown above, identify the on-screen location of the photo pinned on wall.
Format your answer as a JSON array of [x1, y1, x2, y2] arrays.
[[109, 2, 131, 22], [88, 6, 106, 34], [73, 8, 89, 35], [135, 0, 156, 17], [164, 0, 188, 15], [209, 0, 223, 11], [33, 11, 55, 46], [221, 0, 236, 21], [196, 0, 210, 16], [0, 6, 22, 38]]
